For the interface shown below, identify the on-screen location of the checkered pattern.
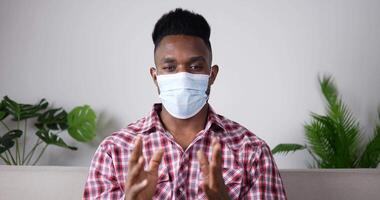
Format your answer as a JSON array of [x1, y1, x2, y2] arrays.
[[83, 104, 287, 199]]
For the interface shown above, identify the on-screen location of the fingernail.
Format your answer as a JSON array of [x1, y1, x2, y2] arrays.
[[134, 136, 141, 143]]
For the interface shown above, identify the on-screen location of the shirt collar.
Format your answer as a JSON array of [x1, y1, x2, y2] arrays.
[[139, 103, 226, 134]]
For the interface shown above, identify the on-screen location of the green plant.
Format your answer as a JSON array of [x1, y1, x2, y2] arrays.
[[0, 96, 97, 165], [272, 76, 380, 168]]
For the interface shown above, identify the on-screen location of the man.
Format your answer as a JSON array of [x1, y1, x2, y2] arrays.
[[83, 8, 286, 200]]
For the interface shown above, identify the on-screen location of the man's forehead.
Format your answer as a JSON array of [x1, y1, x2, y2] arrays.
[[157, 35, 208, 50], [154, 35, 210, 62], [160, 55, 207, 63]]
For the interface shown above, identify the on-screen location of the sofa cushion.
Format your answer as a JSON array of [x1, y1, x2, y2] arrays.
[[0, 166, 379, 200]]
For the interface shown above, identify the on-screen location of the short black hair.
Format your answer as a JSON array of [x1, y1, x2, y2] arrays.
[[152, 8, 212, 53]]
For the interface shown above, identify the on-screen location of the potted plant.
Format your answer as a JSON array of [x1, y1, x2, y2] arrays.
[[0, 96, 97, 165], [272, 76, 380, 168]]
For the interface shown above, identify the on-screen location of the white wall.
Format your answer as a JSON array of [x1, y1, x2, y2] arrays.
[[0, 0, 379, 168]]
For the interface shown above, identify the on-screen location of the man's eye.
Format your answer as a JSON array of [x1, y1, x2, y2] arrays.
[[163, 65, 176, 71], [190, 65, 202, 70]]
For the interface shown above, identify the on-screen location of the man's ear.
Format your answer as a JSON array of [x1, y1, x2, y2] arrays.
[[150, 67, 158, 86], [150, 67, 160, 94], [209, 65, 219, 85]]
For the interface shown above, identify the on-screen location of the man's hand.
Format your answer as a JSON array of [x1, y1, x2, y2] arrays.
[[197, 137, 231, 200], [124, 136, 164, 200]]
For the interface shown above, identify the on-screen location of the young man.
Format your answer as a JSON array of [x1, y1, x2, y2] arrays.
[[83, 8, 287, 200]]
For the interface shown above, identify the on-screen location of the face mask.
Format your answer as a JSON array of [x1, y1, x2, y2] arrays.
[[156, 72, 209, 119]]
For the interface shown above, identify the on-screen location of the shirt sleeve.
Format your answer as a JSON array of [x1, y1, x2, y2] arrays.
[[82, 141, 125, 200], [246, 143, 287, 200]]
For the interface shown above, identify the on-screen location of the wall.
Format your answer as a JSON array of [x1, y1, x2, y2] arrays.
[[1, 0, 379, 168]]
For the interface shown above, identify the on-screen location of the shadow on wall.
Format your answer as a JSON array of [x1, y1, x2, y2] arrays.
[[90, 109, 121, 147]]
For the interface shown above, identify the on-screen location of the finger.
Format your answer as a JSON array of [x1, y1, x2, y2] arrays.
[[202, 181, 213, 197], [148, 149, 164, 173], [211, 139, 222, 167], [211, 136, 218, 146], [128, 179, 148, 198], [128, 136, 143, 165], [197, 150, 210, 179], [210, 141, 222, 189], [126, 156, 144, 188]]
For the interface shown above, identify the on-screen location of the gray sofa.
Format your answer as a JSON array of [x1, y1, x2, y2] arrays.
[[0, 165, 379, 200]]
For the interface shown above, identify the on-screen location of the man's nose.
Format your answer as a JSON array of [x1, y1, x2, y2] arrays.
[[176, 64, 189, 73]]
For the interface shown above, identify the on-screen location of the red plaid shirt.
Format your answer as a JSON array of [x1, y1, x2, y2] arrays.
[[83, 104, 287, 199]]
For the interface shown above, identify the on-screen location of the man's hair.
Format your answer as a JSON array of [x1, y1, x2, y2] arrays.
[[152, 8, 212, 53]]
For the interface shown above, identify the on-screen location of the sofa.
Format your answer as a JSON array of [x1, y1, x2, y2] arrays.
[[0, 165, 379, 200]]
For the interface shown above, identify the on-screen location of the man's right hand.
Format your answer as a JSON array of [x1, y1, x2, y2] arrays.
[[124, 136, 164, 200]]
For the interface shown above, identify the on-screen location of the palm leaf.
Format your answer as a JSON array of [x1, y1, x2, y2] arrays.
[[267, 75, 377, 169], [309, 76, 360, 168], [305, 115, 336, 167], [319, 75, 338, 108], [272, 143, 306, 155], [358, 111, 380, 168]]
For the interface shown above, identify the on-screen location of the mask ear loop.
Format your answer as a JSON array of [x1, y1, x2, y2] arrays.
[[205, 66, 213, 96], [208, 65, 214, 83]]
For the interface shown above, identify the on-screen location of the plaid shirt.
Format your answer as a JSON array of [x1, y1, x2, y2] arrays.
[[83, 104, 287, 200]]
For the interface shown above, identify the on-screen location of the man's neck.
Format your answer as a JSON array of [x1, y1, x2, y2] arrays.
[[159, 104, 209, 150]]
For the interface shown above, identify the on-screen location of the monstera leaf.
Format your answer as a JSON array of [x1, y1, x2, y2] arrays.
[[35, 129, 77, 150], [0, 100, 9, 120], [35, 108, 68, 130], [0, 130, 23, 154], [67, 105, 96, 142], [2, 96, 48, 121], [0, 96, 98, 165]]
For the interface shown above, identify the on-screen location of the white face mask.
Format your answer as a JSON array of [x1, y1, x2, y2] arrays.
[[156, 72, 209, 119]]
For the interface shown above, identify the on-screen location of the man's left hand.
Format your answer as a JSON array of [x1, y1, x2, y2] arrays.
[[197, 137, 231, 200]]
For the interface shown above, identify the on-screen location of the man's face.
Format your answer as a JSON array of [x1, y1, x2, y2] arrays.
[[150, 35, 218, 94]]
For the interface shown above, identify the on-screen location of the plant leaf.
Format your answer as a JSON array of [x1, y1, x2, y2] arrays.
[[0, 129, 23, 154], [35, 108, 68, 130], [319, 75, 338, 107], [303, 75, 360, 168], [0, 99, 9, 121], [35, 129, 77, 150], [305, 114, 335, 167], [358, 113, 380, 168], [272, 143, 306, 155], [2, 96, 48, 121], [67, 105, 96, 142]]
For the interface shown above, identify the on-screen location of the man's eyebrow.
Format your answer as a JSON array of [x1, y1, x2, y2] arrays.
[[160, 57, 176, 63], [188, 56, 207, 63]]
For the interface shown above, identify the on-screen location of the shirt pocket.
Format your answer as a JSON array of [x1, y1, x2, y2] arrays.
[[153, 167, 172, 200], [157, 167, 170, 183], [197, 167, 243, 200], [222, 166, 243, 200]]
